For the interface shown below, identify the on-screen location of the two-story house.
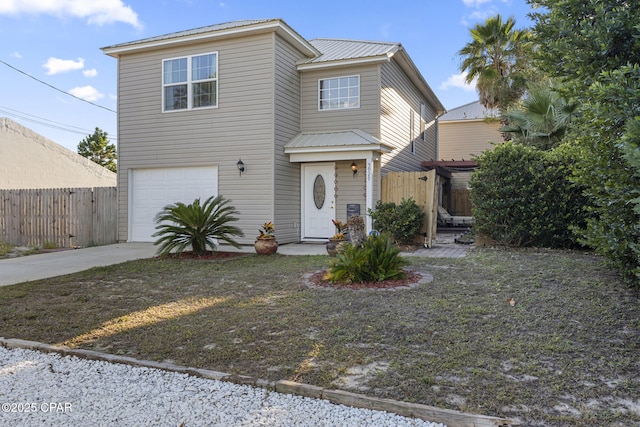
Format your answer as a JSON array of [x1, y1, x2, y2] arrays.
[[102, 19, 444, 244]]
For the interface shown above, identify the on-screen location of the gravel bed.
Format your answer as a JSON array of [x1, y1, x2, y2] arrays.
[[0, 347, 446, 427]]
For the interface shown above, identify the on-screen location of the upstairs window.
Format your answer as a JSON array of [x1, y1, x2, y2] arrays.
[[318, 75, 360, 110], [163, 52, 217, 112]]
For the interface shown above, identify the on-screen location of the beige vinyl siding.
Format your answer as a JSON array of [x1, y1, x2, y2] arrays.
[[379, 60, 438, 173], [116, 33, 277, 243], [438, 120, 501, 161], [300, 65, 380, 136], [273, 36, 305, 243], [334, 160, 366, 224]]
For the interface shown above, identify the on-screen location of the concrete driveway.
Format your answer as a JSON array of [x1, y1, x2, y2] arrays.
[[0, 243, 158, 287]]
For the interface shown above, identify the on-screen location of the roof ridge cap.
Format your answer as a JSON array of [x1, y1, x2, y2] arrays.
[[310, 37, 399, 45]]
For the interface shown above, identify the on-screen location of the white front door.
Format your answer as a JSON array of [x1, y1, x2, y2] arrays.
[[302, 163, 335, 239]]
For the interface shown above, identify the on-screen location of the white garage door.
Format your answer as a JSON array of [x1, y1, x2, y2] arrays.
[[130, 166, 218, 242]]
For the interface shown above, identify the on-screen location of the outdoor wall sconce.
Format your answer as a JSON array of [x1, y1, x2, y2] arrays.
[[351, 161, 358, 176], [237, 159, 245, 175]]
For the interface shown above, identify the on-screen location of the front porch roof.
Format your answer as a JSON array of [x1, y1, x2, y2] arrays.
[[284, 129, 393, 162]]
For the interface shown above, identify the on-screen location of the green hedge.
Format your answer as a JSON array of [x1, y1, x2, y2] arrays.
[[368, 199, 424, 244], [469, 142, 587, 248]]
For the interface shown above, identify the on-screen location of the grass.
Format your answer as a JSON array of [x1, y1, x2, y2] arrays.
[[1, 247, 639, 426]]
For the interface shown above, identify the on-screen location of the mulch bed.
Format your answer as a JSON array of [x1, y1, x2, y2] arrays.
[[307, 270, 423, 290], [159, 251, 248, 260], [161, 250, 424, 289]]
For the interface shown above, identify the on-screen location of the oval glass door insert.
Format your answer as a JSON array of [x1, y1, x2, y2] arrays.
[[313, 174, 325, 209]]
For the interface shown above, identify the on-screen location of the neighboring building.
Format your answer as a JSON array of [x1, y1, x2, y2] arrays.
[[0, 117, 116, 189], [102, 18, 444, 244], [423, 100, 501, 216]]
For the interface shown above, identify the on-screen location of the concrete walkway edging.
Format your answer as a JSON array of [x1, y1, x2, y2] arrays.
[[0, 337, 518, 427]]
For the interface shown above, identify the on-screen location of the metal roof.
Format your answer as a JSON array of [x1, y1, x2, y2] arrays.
[[103, 19, 274, 49], [284, 129, 392, 151], [102, 19, 318, 58], [439, 100, 499, 122], [302, 39, 400, 64]]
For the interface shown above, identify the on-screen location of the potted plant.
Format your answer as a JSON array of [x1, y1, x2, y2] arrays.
[[255, 221, 278, 255], [326, 219, 347, 256]]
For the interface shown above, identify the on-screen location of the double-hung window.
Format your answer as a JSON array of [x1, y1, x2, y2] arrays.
[[318, 75, 360, 110], [163, 52, 217, 111]]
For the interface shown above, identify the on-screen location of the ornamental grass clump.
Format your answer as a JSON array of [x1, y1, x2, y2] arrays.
[[324, 233, 407, 283]]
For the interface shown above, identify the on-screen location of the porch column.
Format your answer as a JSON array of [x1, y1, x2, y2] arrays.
[[365, 154, 375, 232]]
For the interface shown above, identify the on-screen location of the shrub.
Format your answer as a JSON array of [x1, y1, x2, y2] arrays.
[[368, 199, 424, 244], [324, 233, 407, 283], [153, 195, 244, 256], [568, 66, 640, 285], [470, 141, 587, 248]]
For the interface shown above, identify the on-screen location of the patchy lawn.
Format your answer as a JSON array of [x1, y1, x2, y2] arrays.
[[0, 248, 638, 426]]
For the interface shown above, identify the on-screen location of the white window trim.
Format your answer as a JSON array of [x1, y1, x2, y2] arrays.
[[162, 52, 218, 112], [317, 75, 360, 111]]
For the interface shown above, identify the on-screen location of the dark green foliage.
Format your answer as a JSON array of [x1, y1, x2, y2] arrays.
[[153, 195, 244, 256], [529, 0, 640, 284], [324, 233, 407, 283], [77, 127, 117, 172], [368, 199, 424, 244], [567, 66, 640, 284], [470, 142, 587, 247], [499, 85, 579, 151], [529, 0, 640, 96]]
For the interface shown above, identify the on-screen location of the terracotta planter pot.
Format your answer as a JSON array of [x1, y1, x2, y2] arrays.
[[326, 239, 345, 256], [254, 238, 278, 255]]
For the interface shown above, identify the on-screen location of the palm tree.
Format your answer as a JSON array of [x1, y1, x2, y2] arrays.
[[153, 195, 244, 256], [500, 86, 578, 150], [459, 14, 530, 111]]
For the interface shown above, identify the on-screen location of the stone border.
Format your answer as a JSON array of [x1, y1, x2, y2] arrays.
[[303, 270, 434, 291], [0, 337, 519, 427]]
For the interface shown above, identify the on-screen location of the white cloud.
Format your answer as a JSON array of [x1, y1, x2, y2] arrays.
[[69, 85, 104, 101], [0, 0, 141, 29], [10, 52, 22, 59], [83, 68, 98, 77], [379, 23, 391, 39], [43, 57, 84, 75], [462, 0, 493, 6], [440, 72, 477, 91]]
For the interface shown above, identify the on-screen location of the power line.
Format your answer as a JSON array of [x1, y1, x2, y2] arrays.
[[0, 59, 117, 114], [0, 106, 117, 141]]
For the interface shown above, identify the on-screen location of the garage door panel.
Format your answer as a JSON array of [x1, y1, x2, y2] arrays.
[[130, 166, 218, 242]]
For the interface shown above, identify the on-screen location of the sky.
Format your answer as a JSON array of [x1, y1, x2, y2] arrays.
[[0, 0, 534, 153]]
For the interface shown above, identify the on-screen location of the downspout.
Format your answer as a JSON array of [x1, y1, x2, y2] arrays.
[[434, 110, 445, 161]]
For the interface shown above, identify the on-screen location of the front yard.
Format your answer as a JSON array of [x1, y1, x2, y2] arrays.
[[0, 247, 638, 426]]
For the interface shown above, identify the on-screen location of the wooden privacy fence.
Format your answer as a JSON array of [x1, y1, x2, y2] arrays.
[[449, 188, 472, 216], [0, 187, 117, 248], [381, 170, 438, 247]]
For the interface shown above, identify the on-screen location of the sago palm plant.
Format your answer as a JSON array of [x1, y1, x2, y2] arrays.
[[153, 195, 244, 256]]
